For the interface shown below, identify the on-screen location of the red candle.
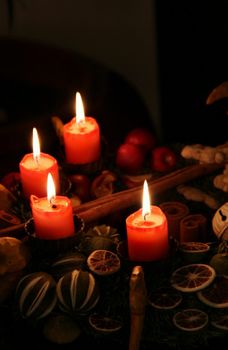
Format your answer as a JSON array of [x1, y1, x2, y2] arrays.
[[126, 181, 169, 261], [30, 173, 75, 240], [19, 128, 60, 199], [63, 92, 101, 164]]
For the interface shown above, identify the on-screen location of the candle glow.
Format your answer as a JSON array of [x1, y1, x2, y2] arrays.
[[30, 173, 75, 240], [126, 181, 169, 261], [63, 92, 101, 164], [19, 129, 60, 199]]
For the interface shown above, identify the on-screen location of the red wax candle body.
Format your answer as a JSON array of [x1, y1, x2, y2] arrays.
[[63, 116, 101, 164], [19, 153, 60, 199], [126, 206, 169, 262], [30, 195, 75, 240]]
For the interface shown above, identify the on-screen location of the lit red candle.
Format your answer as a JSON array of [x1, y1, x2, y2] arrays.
[[30, 173, 75, 240], [63, 92, 101, 164], [126, 180, 169, 261], [19, 128, 60, 199]]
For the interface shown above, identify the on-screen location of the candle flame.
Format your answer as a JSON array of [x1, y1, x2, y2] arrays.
[[33, 128, 40, 162], [47, 173, 56, 203], [75, 92, 85, 124], [142, 180, 151, 219]]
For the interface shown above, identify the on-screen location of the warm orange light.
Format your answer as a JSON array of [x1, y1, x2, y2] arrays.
[[75, 92, 85, 124], [142, 180, 151, 218], [47, 172, 56, 203], [33, 127, 40, 162]]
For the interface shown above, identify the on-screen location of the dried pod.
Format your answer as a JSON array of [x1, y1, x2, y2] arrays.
[[91, 170, 117, 198]]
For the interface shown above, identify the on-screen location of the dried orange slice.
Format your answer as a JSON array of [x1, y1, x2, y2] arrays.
[[211, 313, 228, 331], [88, 314, 122, 333], [173, 309, 208, 331], [148, 287, 182, 309], [197, 275, 228, 308], [171, 264, 216, 292], [180, 242, 210, 252], [179, 242, 210, 263], [87, 250, 121, 276]]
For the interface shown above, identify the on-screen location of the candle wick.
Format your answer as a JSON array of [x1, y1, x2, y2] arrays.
[[144, 213, 149, 221], [49, 197, 57, 209], [34, 155, 40, 168]]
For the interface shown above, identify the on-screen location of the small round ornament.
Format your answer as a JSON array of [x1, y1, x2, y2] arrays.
[[212, 202, 228, 240]]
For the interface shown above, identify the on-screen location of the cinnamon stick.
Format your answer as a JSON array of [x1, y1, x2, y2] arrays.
[[0, 162, 222, 236], [74, 162, 222, 223]]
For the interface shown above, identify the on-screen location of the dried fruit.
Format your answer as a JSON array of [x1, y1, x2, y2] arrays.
[[89, 313, 122, 333], [171, 264, 216, 292], [197, 275, 228, 308], [43, 313, 81, 344], [15, 272, 57, 320], [173, 309, 208, 331], [87, 250, 121, 276], [91, 170, 116, 198], [148, 287, 182, 309], [209, 253, 228, 276], [56, 269, 99, 315], [179, 242, 210, 263]]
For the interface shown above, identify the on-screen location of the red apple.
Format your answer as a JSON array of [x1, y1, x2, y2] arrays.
[[150, 146, 177, 173], [116, 143, 146, 174], [124, 128, 156, 152], [69, 174, 91, 202]]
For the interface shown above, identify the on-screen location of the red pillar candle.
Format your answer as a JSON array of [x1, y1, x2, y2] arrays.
[[30, 173, 75, 240], [19, 128, 60, 199], [126, 181, 169, 262], [63, 92, 101, 164]]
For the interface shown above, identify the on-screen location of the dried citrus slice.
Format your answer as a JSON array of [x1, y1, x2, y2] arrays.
[[197, 275, 228, 308], [179, 242, 210, 263], [171, 264, 216, 292], [88, 314, 122, 333], [211, 313, 228, 331], [180, 242, 210, 252], [173, 309, 208, 331], [87, 250, 121, 276], [148, 287, 182, 309]]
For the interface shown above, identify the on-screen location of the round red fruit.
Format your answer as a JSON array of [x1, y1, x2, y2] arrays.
[[69, 174, 91, 202], [124, 128, 156, 152], [151, 146, 177, 173], [116, 143, 145, 174]]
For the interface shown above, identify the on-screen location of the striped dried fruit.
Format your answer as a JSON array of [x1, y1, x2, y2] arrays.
[[15, 271, 57, 320], [56, 269, 99, 315], [49, 252, 87, 280]]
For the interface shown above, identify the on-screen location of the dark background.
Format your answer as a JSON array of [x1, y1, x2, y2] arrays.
[[0, 0, 228, 166], [155, 0, 228, 145]]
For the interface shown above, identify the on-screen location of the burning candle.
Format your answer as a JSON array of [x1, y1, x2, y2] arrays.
[[19, 128, 60, 199], [30, 173, 75, 240], [63, 92, 101, 164], [126, 180, 169, 261]]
